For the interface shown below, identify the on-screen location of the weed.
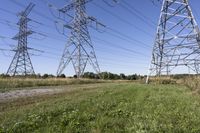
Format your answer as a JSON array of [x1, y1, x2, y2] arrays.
[[1, 83, 200, 132]]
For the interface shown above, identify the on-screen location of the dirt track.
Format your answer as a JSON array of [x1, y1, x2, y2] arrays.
[[0, 83, 107, 103], [0, 88, 64, 103]]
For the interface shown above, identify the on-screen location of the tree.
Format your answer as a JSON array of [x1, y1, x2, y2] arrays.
[[42, 74, 49, 79], [73, 75, 77, 78], [83, 72, 96, 79], [120, 73, 126, 80], [58, 74, 66, 78]]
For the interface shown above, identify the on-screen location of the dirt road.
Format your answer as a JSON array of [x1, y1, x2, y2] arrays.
[[0, 83, 107, 103]]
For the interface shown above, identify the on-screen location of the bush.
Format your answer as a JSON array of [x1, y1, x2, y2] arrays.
[[183, 76, 200, 94], [57, 74, 66, 78], [150, 78, 177, 84]]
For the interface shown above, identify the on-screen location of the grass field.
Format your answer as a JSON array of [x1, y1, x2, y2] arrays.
[[0, 78, 111, 93], [1, 82, 200, 132]]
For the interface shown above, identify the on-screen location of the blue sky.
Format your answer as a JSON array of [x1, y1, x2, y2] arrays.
[[0, 0, 200, 76]]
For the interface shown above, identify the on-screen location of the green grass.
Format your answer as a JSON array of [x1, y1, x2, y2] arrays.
[[0, 78, 110, 92], [1, 83, 200, 132]]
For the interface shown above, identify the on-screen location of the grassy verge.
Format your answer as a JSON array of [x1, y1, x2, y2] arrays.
[[148, 77, 177, 84], [149, 76, 200, 95], [0, 78, 111, 92], [1, 83, 200, 132], [0, 78, 136, 93]]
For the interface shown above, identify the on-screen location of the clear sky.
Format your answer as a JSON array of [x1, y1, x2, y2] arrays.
[[0, 0, 200, 76]]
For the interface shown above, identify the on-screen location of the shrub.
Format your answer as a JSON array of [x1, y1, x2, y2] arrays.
[[149, 78, 177, 84], [57, 74, 66, 78], [182, 76, 200, 94]]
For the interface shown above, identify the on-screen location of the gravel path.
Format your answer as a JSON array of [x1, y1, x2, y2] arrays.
[[0, 83, 108, 103], [0, 88, 64, 102]]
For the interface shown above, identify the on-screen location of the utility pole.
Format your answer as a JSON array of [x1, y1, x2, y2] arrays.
[[146, 0, 200, 83], [55, 0, 117, 78], [7, 3, 35, 76]]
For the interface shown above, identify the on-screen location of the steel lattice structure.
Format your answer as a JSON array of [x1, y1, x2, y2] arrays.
[[7, 3, 35, 76], [56, 0, 117, 78], [146, 0, 200, 83]]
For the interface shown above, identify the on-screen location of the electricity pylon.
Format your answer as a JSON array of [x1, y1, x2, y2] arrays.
[[7, 3, 35, 76], [146, 0, 200, 83], [56, 0, 117, 78]]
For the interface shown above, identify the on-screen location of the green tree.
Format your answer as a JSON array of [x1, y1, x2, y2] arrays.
[[120, 73, 126, 80]]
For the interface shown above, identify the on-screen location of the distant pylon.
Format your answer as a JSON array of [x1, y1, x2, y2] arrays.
[[146, 0, 200, 83], [56, 0, 106, 78], [7, 3, 35, 76]]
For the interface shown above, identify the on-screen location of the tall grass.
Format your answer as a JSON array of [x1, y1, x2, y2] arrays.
[[0, 78, 107, 92], [148, 75, 200, 94], [182, 76, 200, 94], [149, 76, 177, 84], [1, 83, 200, 132]]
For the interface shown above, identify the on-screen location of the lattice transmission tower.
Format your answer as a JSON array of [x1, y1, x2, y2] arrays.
[[146, 0, 200, 83], [7, 3, 35, 76], [55, 0, 117, 78]]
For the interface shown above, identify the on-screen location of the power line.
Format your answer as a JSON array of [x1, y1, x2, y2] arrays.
[[4, 0, 150, 67], [149, 0, 162, 7], [0, 22, 149, 60], [50, 0, 151, 49], [8, 0, 53, 22], [121, 0, 157, 27], [106, 27, 151, 48], [93, 36, 148, 56], [6, 0, 152, 51], [0, 22, 149, 59], [92, 1, 153, 38], [0, 7, 16, 15], [0, 40, 148, 72]]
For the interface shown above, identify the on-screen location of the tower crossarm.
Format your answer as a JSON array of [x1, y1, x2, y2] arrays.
[[59, 0, 92, 13], [12, 30, 33, 40], [18, 3, 35, 17], [87, 16, 106, 29]]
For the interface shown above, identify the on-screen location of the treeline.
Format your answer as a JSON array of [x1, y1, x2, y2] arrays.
[[82, 72, 144, 80], [0, 74, 66, 79], [0, 72, 144, 80], [1, 73, 197, 80], [156, 74, 199, 79]]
